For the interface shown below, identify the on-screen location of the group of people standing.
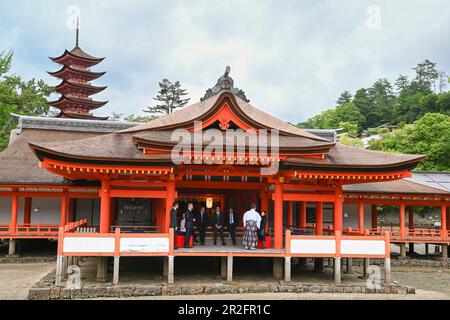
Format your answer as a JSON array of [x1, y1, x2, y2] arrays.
[[169, 201, 268, 250]]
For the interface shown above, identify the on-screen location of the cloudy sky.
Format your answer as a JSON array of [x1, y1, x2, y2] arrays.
[[1, 0, 449, 123]]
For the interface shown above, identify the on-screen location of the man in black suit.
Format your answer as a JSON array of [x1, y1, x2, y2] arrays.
[[211, 205, 226, 245], [226, 208, 237, 245], [196, 206, 209, 245], [184, 202, 195, 248], [169, 201, 179, 248]]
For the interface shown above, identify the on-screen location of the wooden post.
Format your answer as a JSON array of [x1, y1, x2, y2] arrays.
[[221, 257, 227, 280], [68, 198, 76, 223], [260, 190, 269, 233], [362, 258, 370, 278], [400, 244, 407, 258], [274, 183, 283, 249], [408, 206, 414, 254], [23, 197, 32, 225], [384, 232, 391, 284], [442, 244, 448, 259], [284, 257, 291, 282], [96, 257, 108, 282], [334, 188, 343, 233], [314, 258, 324, 273], [227, 255, 233, 283], [441, 204, 447, 239], [358, 202, 365, 234], [100, 179, 111, 233], [273, 258, 283, 280], [60, 193, 68, 227], [315, 202, 323, 235], [334, 257, 341, 285], [8, 239, 16, 255], [299, 201, 307, 228], [9, 190, 18, 233], [399, 203, 405, 238], [165, 179, 176, 233], [168, 256, 174, 284], [345, 258, 353, 274], [371, 204, 377, 229], [287, 201, 293, 228], [113, 257, 120, 285]]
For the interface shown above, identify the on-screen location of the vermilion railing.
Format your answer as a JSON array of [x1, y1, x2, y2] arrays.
[[0, 219, 88, 239]]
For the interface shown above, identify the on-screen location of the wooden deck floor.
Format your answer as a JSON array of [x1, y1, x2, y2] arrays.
[[174, 238, 285, 257]]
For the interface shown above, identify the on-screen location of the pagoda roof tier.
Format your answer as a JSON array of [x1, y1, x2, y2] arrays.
[[48, 65, 106, 82], [30, 91, 424, 173], [54, 80, 107, 96], [56, 111, 109, 121], [50, 47, 104, 68], [47, 96, 108, 110]]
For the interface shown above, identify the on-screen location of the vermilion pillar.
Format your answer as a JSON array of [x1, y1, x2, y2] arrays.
[[165, 180, 176, 232], [274, 183, 283, 249], [68, 198, 76, 223], [260, 190, 269, 233], [441, 204, 448, 238], [408, 206, 414, 231], [315, 202, 323, 235], [358, 202, 365, 233], [371, 204, 377, 229], [333, 188, 343, 233], [287, 202, 293, 227], [100, 179, 111, 233], [9, 190, 19, 233], [60, 193, 68, 227], [299, 201, 307, 228], [447, 207, 450, 231], [399, 203, 405, 238], [23, 197, 32, 225]]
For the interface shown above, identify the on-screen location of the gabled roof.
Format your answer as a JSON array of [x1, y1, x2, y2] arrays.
[[122, 92, 327, 141]]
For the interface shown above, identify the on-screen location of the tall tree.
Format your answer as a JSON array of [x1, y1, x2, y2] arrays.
[[144, 79, 190, 116], [0, 50, 53, 150], [336, 90, 353, 105], [412, 59, 439, 94]]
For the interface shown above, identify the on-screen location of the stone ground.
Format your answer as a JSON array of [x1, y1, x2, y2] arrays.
[[1, 240, 449, 300]]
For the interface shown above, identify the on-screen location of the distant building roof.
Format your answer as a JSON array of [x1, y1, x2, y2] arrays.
[[304, 129, 338, 142]]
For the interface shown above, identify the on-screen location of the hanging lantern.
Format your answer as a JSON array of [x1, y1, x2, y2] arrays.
[[206, 197, 213, 209]]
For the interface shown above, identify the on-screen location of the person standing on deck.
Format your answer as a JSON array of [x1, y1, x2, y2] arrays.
[[184, 203, 195, 248], [226, 207, 237, 245], [259, 211, 267, 249], [243, 204, 261, 250], [196, 206, 209, 245], [211, 205, 226, 245], [170, 201, 179, 248]]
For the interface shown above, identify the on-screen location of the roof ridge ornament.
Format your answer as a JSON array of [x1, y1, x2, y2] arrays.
[[201, 66, 250, 103]]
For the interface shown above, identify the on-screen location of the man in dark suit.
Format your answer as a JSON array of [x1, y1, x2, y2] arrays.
[[184, 202, 195, 248], [226, 208, 237, 245], [211, 205, 226, 245], [196, 206, 209, 245], [169, 201, 179, 248]]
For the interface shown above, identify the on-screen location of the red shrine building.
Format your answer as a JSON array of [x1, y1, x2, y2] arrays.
[[0, 38, 449, 286]]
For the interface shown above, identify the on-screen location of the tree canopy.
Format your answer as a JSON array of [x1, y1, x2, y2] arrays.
[[143, 79, 190, 116], [299, 59, 449, 133], [0, 50, 53, 150], [369, 113, 450, 171]]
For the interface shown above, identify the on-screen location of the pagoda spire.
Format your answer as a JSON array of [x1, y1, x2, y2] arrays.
[[75, 17, 79, 47], [47, 23, 108, 120]]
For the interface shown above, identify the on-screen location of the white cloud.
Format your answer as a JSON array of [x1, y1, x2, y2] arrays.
[[1, 0, 449, 122]]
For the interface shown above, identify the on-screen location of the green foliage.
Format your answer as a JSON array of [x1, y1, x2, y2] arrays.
[[144, 79, 190, 116], [300, 59, 449, 133], [0, 50, 53, 150], [110, 112, 156, 123], [369, 113, 450, 171], [338, 133, 364, 148]]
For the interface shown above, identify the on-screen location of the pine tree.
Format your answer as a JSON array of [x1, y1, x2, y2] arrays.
[[144, 79, 190, 116], [336, 90, 353, 105]]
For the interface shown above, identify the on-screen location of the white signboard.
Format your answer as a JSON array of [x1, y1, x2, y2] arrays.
[[120, 237, 169, 253], [63, 237, 115, 253], [290, 239, 336, 255], [341, 240, 385, 256]]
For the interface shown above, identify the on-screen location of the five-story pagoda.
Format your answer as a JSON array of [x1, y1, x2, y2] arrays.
[[47, 22, 108, 120]]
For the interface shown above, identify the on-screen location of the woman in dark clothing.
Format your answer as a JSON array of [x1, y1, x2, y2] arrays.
[[259, 211, 267, 249]]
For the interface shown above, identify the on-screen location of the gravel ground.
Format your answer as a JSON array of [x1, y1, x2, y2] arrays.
[[0, 263, 54, 300], [1, 261, 449, 300]]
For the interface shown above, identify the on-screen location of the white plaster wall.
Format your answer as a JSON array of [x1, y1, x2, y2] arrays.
[[342, 203, 372, 229], [0, 197, 60, 224]]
